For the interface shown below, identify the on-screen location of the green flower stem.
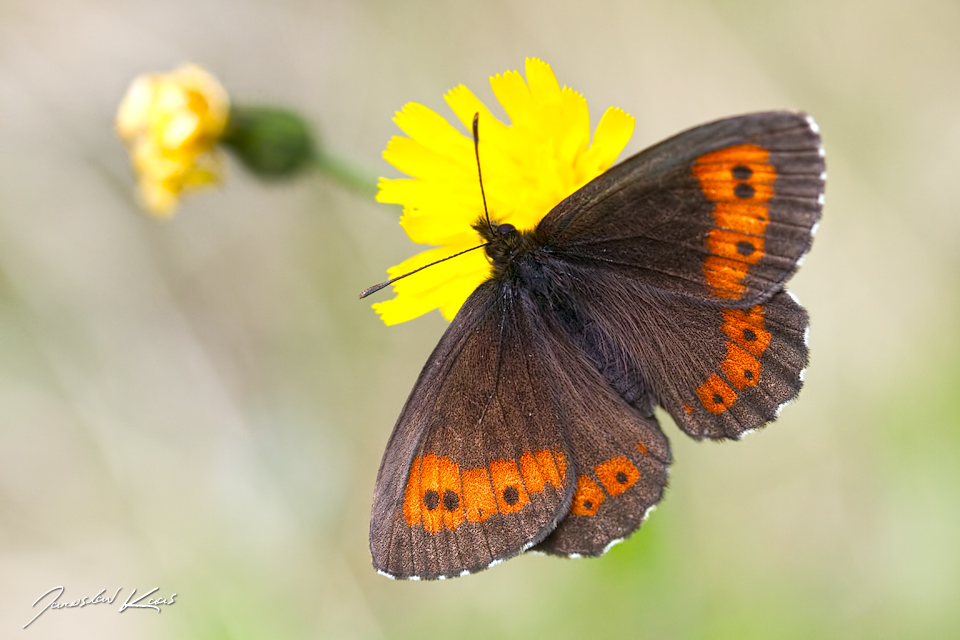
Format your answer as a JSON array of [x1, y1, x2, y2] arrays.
[[312, 151, 379, 198]]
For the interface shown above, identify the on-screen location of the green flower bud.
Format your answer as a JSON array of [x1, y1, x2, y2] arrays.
[[221, 106, 316, 179]]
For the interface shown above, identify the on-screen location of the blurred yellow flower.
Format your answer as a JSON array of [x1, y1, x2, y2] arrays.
[[116, 64, 230, 216], [373, 58, 635, 325]]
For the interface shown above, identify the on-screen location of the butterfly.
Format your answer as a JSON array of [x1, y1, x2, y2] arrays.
[[369, 111, 824, 580]]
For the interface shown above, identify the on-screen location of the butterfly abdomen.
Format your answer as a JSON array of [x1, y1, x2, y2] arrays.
[[505, 250, 659, 420]]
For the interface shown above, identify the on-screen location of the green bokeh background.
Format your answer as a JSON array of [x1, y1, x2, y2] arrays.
[[2, 0, 959, 637]]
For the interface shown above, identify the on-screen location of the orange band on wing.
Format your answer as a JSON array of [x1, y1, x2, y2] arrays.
[[402, 449, 567, 532], [693, 144, 776, 300], [691, 305, 773, 414]]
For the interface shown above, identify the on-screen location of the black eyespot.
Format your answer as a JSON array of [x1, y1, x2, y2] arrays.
[[503, 485, 520, 506], [616, 472, 628, 484], [712, 393, 724, 405], [442, 489, 459, 511], [744, 370, 754, 380], [736, 241, 755, 256], [583, 500, 593, 510], [734, 183, 755, 199], [732, 165, 752, 180], [424, 490, 440, 510], [743, 329, 757, 342]]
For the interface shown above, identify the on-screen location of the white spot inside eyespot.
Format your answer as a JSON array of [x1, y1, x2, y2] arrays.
[[601, 537, 626, 555], [805, 115, 820, 134], [377, 570, 397, 580]]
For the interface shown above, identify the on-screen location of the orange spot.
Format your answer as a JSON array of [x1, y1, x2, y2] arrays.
[[570, 475, 605, 517], [415, 454, 464, 533], [402, 457, 422, 528], [720, 341, 762, 390], [704, 256, 749, 299], [416, 454, 442, 534], [595, 456, 641, 497], [637, 440, 648, 454], [713, 201, 769, 236], [489, 459, 530, 514], [705, 228, 765, 265], [439, 457, 465, 531], [551, 450, 567, 482], [695, 143, 769, 160], [721, 306, 771, 357], [696, 374, 738, 414], [695, 178, 774, 203], [520, 449, 566, 494], [519, 451, 545, 493], [461, 467, 498, 523], [692, 144, 776, 300]]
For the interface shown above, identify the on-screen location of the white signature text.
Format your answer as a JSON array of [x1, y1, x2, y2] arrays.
[[24, 586, 177, 628]]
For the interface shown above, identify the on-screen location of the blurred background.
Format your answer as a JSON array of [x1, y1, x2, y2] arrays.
[[2, 0, 959, 637]]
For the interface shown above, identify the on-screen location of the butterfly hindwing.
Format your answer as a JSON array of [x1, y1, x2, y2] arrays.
[[527, 311, 671, 556], [611, 286, 809, 440], [537, 111, 823, 307], [370, 281, 575, 580], [541, 263, 808, 440]]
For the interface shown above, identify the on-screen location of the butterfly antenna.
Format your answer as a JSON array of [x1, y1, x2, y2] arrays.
[[360, 113, 493, 301], [359, 243, 488, 299], [472, 113, 492, 229]]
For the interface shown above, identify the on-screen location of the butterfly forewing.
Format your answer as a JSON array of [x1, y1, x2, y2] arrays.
[[370, 281, 575, 580], [531, 111, 821, 440], [538, 111, 823, 307]]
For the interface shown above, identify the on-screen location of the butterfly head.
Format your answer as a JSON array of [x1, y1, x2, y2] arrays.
[[474, 218, 536, 274]]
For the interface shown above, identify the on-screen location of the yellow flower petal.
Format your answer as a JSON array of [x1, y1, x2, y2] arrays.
[[576, 107, 636, 177], [392, 103, 474, 161], [374, 59, 634, 324]]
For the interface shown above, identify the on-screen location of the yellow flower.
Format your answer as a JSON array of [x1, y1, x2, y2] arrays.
[[116, 64, 230, 216], [373, 58, 635, 325]]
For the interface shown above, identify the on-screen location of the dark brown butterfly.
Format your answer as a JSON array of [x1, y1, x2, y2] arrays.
[[368, 111, 824, 580]]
